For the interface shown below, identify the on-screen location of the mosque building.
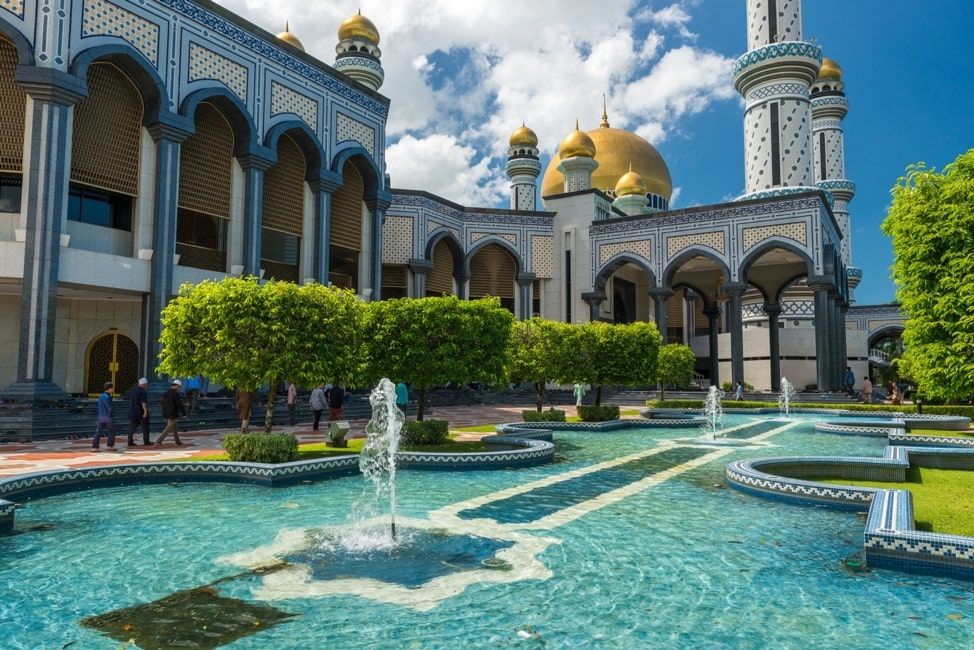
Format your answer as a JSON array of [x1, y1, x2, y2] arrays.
[[0, 0, 903, 399]]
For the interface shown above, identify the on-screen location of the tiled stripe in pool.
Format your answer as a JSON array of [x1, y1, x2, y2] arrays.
[[722, 419, 795, 439], [457, 446, 714, 524]]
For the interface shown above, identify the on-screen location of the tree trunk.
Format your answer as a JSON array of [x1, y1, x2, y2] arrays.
[[536, 382, 544, 412], [595, 385, 603, 407], [417, 384, 427, 421], [264, 381, 276, 433], [659, 382, 665, 402]]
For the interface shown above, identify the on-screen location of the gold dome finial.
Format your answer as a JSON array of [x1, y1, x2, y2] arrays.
[[818, 57, 843, 81], [277, 21, 305, 52], [615, 161, 647, 197], [559, 121, 597, 159], [601, 93, 610, 128], [509, 122, 538, 148], [338, 10, 381, 45]]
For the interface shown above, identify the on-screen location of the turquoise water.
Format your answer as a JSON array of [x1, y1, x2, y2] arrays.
[[3, 414, 974, 648]]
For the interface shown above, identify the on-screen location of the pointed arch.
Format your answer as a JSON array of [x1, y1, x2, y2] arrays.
[[739, 238, 815, 279], [70, 44, 166, 120], [463, 236, 523, 277], [180, 86, 261, 158], [330, 145, 382, 200], [662, 247, 732, 288], [0, 23, 33, 66], [264, 119, 325, 180], [594, 253, 657, 292]]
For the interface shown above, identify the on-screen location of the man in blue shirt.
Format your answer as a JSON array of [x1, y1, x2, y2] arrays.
[[127, 377, 152, 447], [92, 382, 118, 452], [395, 381, 408, 410]]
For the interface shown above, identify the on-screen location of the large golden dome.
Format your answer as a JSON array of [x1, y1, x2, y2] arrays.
[[338, 11, 380, 45], [542, 119, 672, 199], [818, 57, 842, 81], [509, 123, 538, 148]]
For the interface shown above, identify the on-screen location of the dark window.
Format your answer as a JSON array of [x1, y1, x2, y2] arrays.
[[0, 175, 22, 213], [819, 132, 827, 180], [261, 228, 300, 265], [770, 102, 781, 186], [564, 250, 572, 322], [67, 184, 132, 231], [768, 0, 778, 43], [177, 208, 227, 251]]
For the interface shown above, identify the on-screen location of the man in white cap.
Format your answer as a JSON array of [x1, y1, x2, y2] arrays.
[[156, 379, 186, 446], [127, 377, 152, 447]]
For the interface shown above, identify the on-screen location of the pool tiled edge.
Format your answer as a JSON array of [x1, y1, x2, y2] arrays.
[[726, 446, 974, 580]]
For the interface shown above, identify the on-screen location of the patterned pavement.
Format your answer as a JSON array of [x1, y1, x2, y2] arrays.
[[0, 403, 615, 479]]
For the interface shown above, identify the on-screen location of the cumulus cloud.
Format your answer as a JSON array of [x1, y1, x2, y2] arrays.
[[216, 0, 736, 206]]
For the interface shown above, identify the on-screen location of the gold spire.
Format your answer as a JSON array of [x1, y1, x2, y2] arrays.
[[601, 93, 610, 128]]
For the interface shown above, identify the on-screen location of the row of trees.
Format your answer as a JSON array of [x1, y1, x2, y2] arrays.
[[158, 278, 697, 423]]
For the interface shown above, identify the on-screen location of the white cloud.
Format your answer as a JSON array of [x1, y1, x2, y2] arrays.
[[215, 0, 737, 207]]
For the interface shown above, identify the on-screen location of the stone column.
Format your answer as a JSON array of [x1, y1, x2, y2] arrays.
[[309, 177, 340, 285], [809, 280, 834, 392], [723, 282, 747, 387], [142, 115, 194, 391], [2, 69, 86, 400], [238, 154, 275, 276], [648, 288, 673, 342], [517, 272, 536, 320], [367, 197, 391, 301], [682, 289, 696, 345], [839, 301, 850, 384], [763, 302, 782, 391], [704, 304, 721, 386], [581, 291, 605, 322], [408, 258, 433, 298]]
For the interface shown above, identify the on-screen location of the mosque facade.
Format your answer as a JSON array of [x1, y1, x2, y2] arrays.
[[0, 0, 903, 399]]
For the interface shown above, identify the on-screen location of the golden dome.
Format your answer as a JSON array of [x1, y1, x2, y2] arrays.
[[614, 165, 647, 197], [818, 57, 842, 81], [558, 121, 597, 159], [509, 123, 538, 148], [276, 22, 305, 51], [543, 118, 672, 199], [338, 11, 380, 45]]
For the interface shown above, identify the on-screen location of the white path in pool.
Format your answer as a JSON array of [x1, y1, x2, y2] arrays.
[[220, 419, 801, 611]]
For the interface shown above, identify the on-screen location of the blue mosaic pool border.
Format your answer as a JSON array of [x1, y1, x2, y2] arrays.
[[725, 445, 974, 580]]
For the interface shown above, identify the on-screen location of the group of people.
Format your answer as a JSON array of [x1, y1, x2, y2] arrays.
[[91, 378, 187, 452]]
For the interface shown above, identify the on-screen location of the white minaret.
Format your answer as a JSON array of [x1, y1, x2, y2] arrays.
[[556, 122, 598, 193], [506, 124, 541, 210], [735, 0, 822, 200], [334, 11, 384, 91], [811, 58, 859, 297]]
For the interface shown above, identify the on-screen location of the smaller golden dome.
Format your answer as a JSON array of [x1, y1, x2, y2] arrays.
[[614, 164, 647, 197], [338, 11, 380, 45], [559, 120, 596, 159], [818, 57, 842, 81], [277, 22, 305, 51], [509, 123, 538, 148]]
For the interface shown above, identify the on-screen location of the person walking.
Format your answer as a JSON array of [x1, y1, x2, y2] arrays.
[[236, 389, 254, 433], [287, 381, 298, 426], [92, 382, 118, 452], [862, 376, 873, 404], [326, 384, 345, 421], [156, 379, 186, 446], [734, 382, 744, 401], [844, 367, 856, 397], [573, 383, 585, 407], [395, 381, 409, 410], [127, 377, 152, 447], [309, 383, 326, 431], [185, 375, 201, 414]]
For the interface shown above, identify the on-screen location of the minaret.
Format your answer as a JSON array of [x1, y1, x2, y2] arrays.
[[506, 124, 541, 210], [734, 0, 822, 200], [556, 121, 598, 193], [334, 11, 384, 91], [612, 165, 650, 216], [811, 58, 860, 298]]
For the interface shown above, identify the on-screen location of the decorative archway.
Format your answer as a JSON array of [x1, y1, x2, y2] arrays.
[[84, 331, 139, 396], [467, 242, 518, 313]]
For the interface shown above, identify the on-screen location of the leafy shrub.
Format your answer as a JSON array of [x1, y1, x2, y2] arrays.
[[645, 399, 917, 413], [577, 405, 620, 422], [223, 433, 298, 463], [402, 419, 449, 445], [522, 408, 566, 423], [720, 381, 733, 392], [923, 405, 974, 418]]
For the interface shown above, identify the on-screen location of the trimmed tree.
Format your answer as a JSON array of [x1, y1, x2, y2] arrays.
[[508, 317, 572, 412], [882, 149, 974, 402], [157, 277, 366, 431], [656, 343, 697, 401], [568, 321, 661, 406], [365, 296, 514, 420]]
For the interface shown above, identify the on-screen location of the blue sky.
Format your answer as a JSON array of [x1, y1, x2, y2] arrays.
[[224, 0, 974, 306]]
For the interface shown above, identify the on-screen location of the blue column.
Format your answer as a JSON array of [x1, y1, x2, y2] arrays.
[[141, 117, 193, 391], [408, 258, 434, 297], [723, 282, 747, 386], [763, 302, 782, 391], [704, 304, 721, 386], [371, 207, 384, 300], [2, 69, 86, 400], [517, 272, 536, 320], [648, 288, 673, 341], [809, 279, 834, 392], [238, 154, 275, 277], [309, 178, 339, 285]]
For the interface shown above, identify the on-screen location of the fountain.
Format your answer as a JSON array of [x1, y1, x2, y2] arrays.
[[778, 377, 797, 417], [703, 385, 724, 439]]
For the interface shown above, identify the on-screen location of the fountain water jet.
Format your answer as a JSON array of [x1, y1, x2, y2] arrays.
[[703, 385, 724, 439], [778, 377, 797, 417]]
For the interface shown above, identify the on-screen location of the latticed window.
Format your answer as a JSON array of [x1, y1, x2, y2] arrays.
[[469, 243, 516, 313], [331, 163, 364, 252], [0, 36, 26, 175], [426, 239, 455, 296], [381, 264, 407, 299], [261, 134, 305, 282]]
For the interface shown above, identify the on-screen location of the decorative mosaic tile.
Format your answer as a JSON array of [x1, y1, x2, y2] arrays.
[[470, 232, 517, 247], [599, 240, 652, 266], [666, 231, 725, 259], [734, 41, 822, 77], [188, 42, 247, 101], [270, 81, 318, 128], [381, 216, 413, 265], [336, 112, 375, 158], [0, 0, 24, 19], [742, 221, 807, 251], [81, 0, 160, 64]]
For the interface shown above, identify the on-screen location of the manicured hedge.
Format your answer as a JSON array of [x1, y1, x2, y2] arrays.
[[923, 405, 974, 418], [645, 399, 918, 414], [402, 419, 449, 445], [577, 405, 620, 422], [522, 408, 567, 423], [223, 433, 298, 463]]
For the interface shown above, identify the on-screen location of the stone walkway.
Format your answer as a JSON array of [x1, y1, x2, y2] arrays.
[[0, 403, 631, 479]]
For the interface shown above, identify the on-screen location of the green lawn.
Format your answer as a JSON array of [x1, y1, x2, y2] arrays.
[[181, 435, 484, 462], [815, 467, 974, 537], [906, 427, 974, 438]]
